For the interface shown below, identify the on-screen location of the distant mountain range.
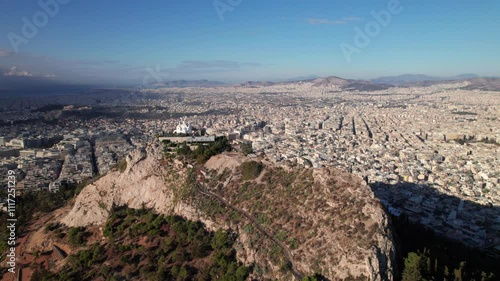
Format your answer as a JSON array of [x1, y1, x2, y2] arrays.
[[153, 80, 225, 88], [457, 77, 500, 91], [2, 72, 499, 97], [369, 74, 500, 90], [370, 74, 481, 85], [309, 76, 394, 91], [197, 74, 500, 92]]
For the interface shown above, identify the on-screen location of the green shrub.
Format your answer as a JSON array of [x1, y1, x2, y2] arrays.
[[240, 161, 263, 180], [68, 227, 88, 246], [116, 159, 127, 173], [240, 143, 253, 156]]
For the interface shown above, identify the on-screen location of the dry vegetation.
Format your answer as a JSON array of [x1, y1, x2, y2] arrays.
[[194, 157, 393, 280]]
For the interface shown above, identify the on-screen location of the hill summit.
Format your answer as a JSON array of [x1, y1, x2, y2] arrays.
[[61, 142, 396, 280]]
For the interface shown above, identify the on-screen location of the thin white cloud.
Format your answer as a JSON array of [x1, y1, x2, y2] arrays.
[[67, 59, 121, 66], [308, 18, 346, 25], [305, 17, 363, 25], [4, 66, 33, 77], [2, 66, 57, 78], [343, 17, 363, 21]]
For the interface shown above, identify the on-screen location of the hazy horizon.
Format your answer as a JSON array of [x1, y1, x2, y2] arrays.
[[1, 0, 499, 90]]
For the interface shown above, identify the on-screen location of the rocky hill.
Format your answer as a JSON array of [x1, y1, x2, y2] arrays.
[[61, 143, 396, 280], [371, 74, 480, 85], [310, 76, 393, 91]]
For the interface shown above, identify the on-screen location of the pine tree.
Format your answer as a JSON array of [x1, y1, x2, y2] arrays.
[[444, 265, 450, 280], [402, 252, 423, 281]]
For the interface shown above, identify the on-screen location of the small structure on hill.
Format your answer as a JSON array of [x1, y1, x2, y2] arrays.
[[173, 118, 192, 135]]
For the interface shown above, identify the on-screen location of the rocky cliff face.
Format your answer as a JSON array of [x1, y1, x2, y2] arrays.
[[62, 143, 396, 280], [62, 143, 211, 229]]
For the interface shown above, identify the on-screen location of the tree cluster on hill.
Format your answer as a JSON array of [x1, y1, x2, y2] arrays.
[[174, 137, 232, 163], [393, 215, 498, 281], [240, 143, 253, 156], [0, 185, 77, 256], [34, 206, 250, 281], [68, 227, 90, 246], [402, 249, 496, 281]]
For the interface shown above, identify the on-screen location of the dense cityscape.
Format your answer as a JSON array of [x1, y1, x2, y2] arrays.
[[1, 79, 498, 262]]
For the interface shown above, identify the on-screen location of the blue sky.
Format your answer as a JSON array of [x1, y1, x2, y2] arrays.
[[0, 0, 499, 85]]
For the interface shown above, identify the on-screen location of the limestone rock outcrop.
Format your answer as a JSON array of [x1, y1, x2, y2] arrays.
[[62, 143, 396, 280]]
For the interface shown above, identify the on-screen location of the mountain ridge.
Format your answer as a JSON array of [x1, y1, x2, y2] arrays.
[[370, 73, 481, 85]]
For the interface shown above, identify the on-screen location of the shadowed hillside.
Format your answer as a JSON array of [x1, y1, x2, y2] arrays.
[[369, 182, 499, 280]]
